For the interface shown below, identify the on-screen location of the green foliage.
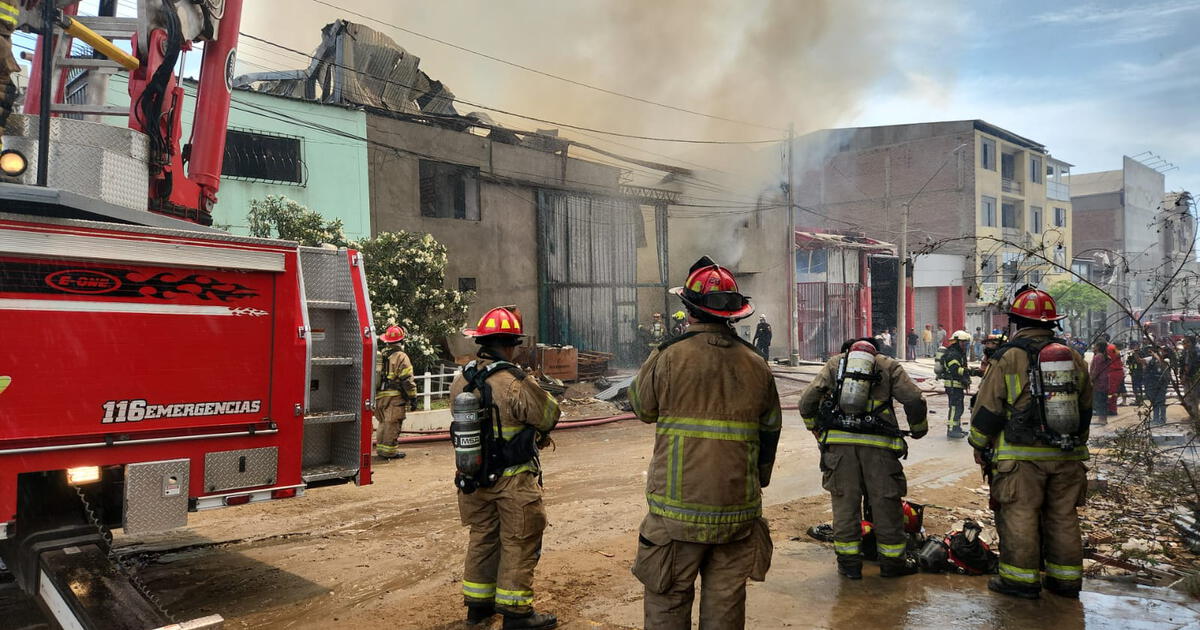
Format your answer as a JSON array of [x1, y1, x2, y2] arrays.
[[356, 232, 472, 371], [245, 196, 472, 371], [1048, 279, 1109, 316], [247, 195, 348, 247]]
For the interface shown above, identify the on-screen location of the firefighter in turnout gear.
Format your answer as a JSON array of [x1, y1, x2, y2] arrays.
[[374, 326, 417, 459], [630, 256, 780, 630], [969, 286, 1093, 600], [944, 330, 972, 439], [0, 1, 18, 143], [450, 306, 561, 629], [800, 338, 928, 579]]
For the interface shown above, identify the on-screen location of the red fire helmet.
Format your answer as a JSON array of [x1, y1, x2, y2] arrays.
[[849, 340, 878, 355], [464, 306, 525, 337], [668, 256, 754, 321], [379, 325, 406, 343], [1008, 287, 1066, 322]]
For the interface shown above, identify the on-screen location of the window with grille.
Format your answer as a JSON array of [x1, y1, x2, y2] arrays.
[[222, 129, 305, 184], [420, 160, 480, 220]]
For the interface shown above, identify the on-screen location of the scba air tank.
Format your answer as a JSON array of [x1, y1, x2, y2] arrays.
[[1038, 343, 1081, 436], [838, 341, 878, 415], [450, 392, 484, 477]]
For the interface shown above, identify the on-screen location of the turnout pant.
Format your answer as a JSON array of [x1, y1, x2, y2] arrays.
[[0, 19, 18, 135], [373, 395, 407, 457], [946, 387, 965, 428], [458, 473, 547, 615], [635, 517, 772, 630], [991, 459, 1086, 592], [820, 444, 907, 565]]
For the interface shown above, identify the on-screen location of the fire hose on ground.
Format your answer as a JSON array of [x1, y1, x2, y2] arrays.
[[396, 413, 637, 444]]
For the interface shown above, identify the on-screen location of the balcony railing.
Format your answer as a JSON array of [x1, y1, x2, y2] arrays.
[[1002, 178, 1023, 195], [1047, 181, 1070, 201]]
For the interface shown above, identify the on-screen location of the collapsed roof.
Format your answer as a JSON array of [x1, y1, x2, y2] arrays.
[[233, 20, 458, 116]]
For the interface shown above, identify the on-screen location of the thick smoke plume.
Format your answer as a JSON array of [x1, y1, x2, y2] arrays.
[[240, 1, 961, 330]]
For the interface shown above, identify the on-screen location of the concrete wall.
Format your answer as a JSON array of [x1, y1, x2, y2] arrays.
[[105, 81, 372, 239], [364, 113, 633, 357], [1123, 157, 1166, 310]]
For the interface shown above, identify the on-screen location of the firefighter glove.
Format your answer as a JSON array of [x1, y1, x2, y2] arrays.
[[910, 427, 928, 440]]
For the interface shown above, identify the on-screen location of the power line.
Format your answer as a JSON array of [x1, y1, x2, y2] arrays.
[[303, 0, 785, 133], [236, 32, 781, 146]]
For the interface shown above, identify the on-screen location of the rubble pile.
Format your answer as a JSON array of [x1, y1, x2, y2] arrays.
[[1080, 465, 1200, 582]]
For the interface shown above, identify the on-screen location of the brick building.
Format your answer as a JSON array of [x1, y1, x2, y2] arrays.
[[794, 120, 1074, 335]]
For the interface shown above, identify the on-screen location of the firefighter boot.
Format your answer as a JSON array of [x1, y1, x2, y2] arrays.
[[836, 556, 862, 580], [988, 576, 1040, 599], [947, 425, 967, 439], [1044, 576, 1081, 599], [466, 604, 496, 626], [502, 611, 558, 629], [880, 556, 919, 578]]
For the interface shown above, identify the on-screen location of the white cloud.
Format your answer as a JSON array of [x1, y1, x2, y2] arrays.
[[1034, 0, 1200, 24]]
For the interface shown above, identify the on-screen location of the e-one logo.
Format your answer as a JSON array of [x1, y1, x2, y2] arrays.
[[45, 270, 121, 294], [102, 399, 262, 423]]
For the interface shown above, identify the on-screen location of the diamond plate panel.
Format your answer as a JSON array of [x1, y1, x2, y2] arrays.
[[298, 246, 365, 473], [1, 115, 149, 210], [123, 458, 189, 535], [302, 423, 333, 467], [203, 447, 278, 492]]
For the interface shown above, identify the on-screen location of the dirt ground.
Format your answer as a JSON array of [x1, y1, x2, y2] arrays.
[[103, 372, 1200, 630]]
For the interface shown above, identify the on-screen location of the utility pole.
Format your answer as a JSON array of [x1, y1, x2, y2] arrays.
[[896, 202, 910, 361], [896, 142, 967, 362], [786, 123, 799, 366]]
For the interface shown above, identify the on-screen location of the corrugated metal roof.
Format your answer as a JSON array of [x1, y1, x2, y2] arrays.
[[795, 231, 895, 253]]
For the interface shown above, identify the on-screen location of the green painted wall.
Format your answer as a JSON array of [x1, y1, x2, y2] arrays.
[[105, 79, 370, 239]]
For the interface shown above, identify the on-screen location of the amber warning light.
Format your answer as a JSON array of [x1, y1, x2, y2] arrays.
[[0, 149, 27, 177], [66, 466, 101, 485]]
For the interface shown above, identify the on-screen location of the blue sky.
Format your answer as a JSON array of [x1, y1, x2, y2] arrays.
[[854, 0, 1200, 195]]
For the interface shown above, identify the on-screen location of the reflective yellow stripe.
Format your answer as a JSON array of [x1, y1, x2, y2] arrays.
[[542, 395, 559, 427], [0, 3, 16, 15], [668, 435, 682, 500], [656, 416, 759, 442], [821, 429, 905, 451], [462, 581, 496, 600], [502, 462, 537, 476], [1005, 374, 1021, 405], [494, 588, 533, 606], [877, 541, 906, 558], [968, 426, 990, 449], [1045, 562, 1082, 580], [646, 492, 761, 525], [376, 444, 398, 455], [802, 415, 817, 430], [833, 540, 860, 555], [994, 433, 1089, 461], [999, 562, 1039, 584], [0, 13, 14, 25]]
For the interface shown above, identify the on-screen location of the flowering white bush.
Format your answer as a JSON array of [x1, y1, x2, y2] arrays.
[[245, 196, 472, 370]]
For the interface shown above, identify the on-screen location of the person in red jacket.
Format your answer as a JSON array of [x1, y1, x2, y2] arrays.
[[1089, 341, 1121, 425], [1105, 343, 1124, 416]]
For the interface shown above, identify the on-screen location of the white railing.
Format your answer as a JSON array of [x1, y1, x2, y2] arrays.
[[414, 364, 462, 411]]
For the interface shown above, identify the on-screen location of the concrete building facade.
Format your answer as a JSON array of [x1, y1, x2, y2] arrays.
[[1071, 157, 1168, 315], [793, 120, 1074, 341], [365, 112, 671, 361]]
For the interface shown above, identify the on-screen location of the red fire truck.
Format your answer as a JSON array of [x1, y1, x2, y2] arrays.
[[0, 2, 375, 628]]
